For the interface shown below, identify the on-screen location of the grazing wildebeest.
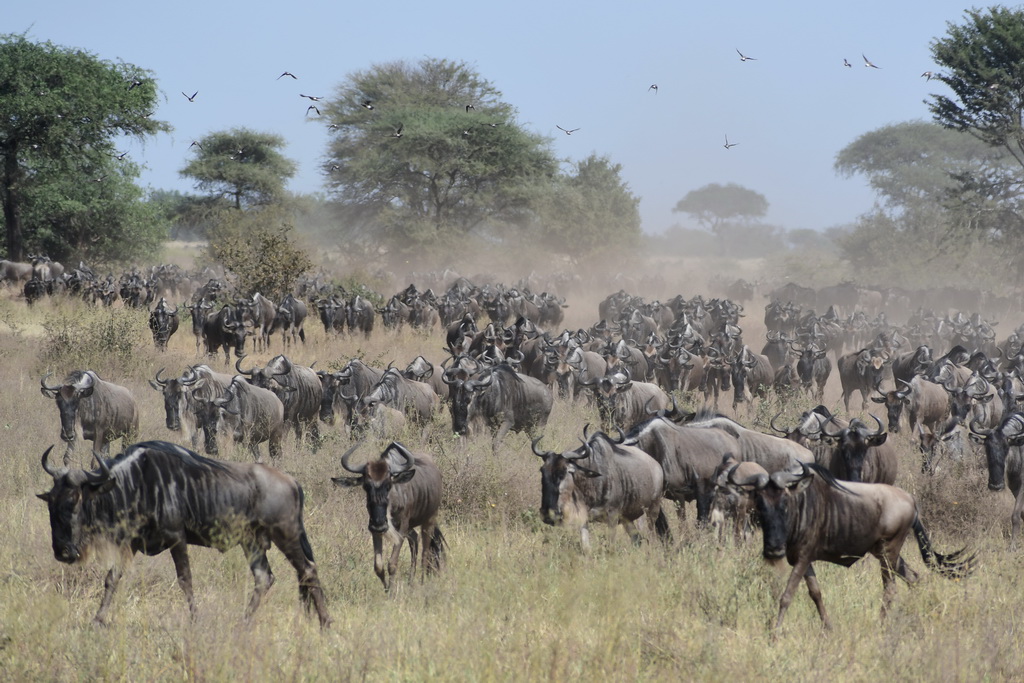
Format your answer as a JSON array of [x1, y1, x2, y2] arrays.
[[331, 441, 445, 591], [40, 371, 139, 466], [578, 368, 670, 432], [36, 440, 330, 627], [192, 376, 285, 461], [236, 355, 323, 445], [754, 462, 973, 631], [709, 454, 768, 543], [970, 413, 1024, 547], [148, 298, 180, 351], [532, 429, 670, 550], [443, 362, 553, 449]]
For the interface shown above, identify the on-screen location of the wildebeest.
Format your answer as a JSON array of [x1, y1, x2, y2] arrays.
[[149, 365, 235, 451], [792, 341, 831, 402], [331, 441, 445, 590], [970, 413, 1024, 547], [443, 362, 553, 449], [837, 347, 891, 411], [40, 371, 139, 466], [753, 462, 973, 630], [203, 304, 251, 363], [319, 359, 386, 427], [709, 454, 768, 543], [361, 367, 439, 424], [273, 293, 308, 347], [686, 411, 815, 474], [236, 355, 323, 445], [532, 429, 670, 550], [148, 298, 180, 351], [239, 292, 278, 351], [192, 376, 285, 461], [36, 440, 330, 627], [819, 414, 897, 484], [578, 368, 670, 432], [0, 258, 33, 285], [870, 376, 951, 459]]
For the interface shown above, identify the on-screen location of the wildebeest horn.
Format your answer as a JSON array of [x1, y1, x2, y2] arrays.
[[822, 415, 845, 438], [235, 355, 255, 376], [582, 423, 592, 442], [969, 419, 993, 438], [40, 445, 64, 478], [387, 442, 415, 472], [770, 461, 811, 489], [531, 436, 550, 459], [154, 367, 169, 386], [339, 441, 366, 475], [91, 453, 113, 483], [769, 412, 789, 435], [611, 427, 625, 444], [866, 414, 884, 436], [40, 372, 62, 395]]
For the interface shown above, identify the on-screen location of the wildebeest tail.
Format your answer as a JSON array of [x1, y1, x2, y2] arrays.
[[298, 485, 316, 564], [429, 526, 448, 571], [654, 508, 673, 543], [912, 518, 974, 579]]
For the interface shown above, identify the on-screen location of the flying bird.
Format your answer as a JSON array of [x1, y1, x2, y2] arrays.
[[843, 58, 852, 68], [556, 125, 580, 135], [327, 123, 339, 131], [189, 140, 203, 150], [329, 164, 341, 171], [360, 99, 374, 110], [113, 151, 128, 160], [724, 135, 738, 149], [921, 71, 934, 81], [300, 94, 323, 101], [128, 79, 144, 91], [182, 91, 198, 102], [862, 54, 881, 69], [484, 122, 502, 127], [736, 49, 756, 62], [465, 104, 475, 112], [277, 71, 298, 80], [390, 124, 404, 138], [648, 84, 658, 93], [306, 104, 320, 116]]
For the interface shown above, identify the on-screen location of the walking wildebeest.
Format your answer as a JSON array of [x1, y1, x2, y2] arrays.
[[331, 441, 445, 591], [236, 355, 323, 445], [149, 365, 234, 451], [970, 413, 1024, 547], [753, 462, 973, 631], [40, 371, 139, 466], [35, 441, 331, 627], [532, 428, 670, 551], [192, 376, 286, 461]]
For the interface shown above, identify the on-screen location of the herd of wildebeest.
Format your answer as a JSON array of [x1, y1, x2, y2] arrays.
[[12, 254, 1024, 632]]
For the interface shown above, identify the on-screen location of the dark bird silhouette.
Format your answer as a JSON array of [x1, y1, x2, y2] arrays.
[[327, 123, 339, 131], [300, 94, 323, 101], [189, 140, 203, 150], [465, 104, 475, 112], [277, 71, 298, 80], [556, 125, 580, 135], [94, 175, 107, 183], [843, 58, 852, 68], [329, 164, 341, 171], [484, 122, 502, 128], [862, 54, 881, 69], [390, 124, 404, 138], [306, 104, 320, 116], [724, 135, 738, 149], [113, 151, 128, 160], [736, 49, 756, 62], [360, 99, 374, 110], [921, 71, 934, 81], [128, 79, 144, 91], [182, 91, 198, 102], [648, 84, 658, 93]]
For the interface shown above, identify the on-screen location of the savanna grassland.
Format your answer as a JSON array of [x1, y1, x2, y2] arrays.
[[0, 263, 1022, 682]]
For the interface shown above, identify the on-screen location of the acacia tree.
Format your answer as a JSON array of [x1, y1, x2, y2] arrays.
[[180, 128, 296, 209], [0, 34, 168, 260], [672, 183, 767, 233], [322, 58, 557, 249]]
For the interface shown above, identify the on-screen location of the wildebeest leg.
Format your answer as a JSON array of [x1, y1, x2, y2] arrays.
[[877, 552, 901, 619], [492, 420, 514, 454], [372, 532, 388, 590], [271, 529, 331, 628], [802, 565, 831, 629], [775, 558, 812, 631], [243, 537, 275, 621], [389, 527, 409, 588], [170, 543, 197, 617], [94, 564, 125, 625], [268, 436, 282, 461], [420, 521, 437, 576], [620, 518, 642, 546], [1009, 480, 1024, 549], [579, 523, 592, 553], [407, 529, 419, 583]]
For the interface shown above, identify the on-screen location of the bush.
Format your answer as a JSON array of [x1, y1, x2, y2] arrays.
[[39, 307, 149, 376]]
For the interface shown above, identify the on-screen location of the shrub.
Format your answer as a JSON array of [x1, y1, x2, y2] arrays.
[[39, 307, 149, 376]]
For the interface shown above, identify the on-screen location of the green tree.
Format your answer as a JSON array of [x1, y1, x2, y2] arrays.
[[537, 154, 641, 254], [180, 128, 296, 210], [672, 183, 768, 232], [0, 33, 168, 260], [322, 58, 557, 250]]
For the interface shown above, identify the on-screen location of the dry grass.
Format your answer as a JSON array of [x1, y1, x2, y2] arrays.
[[1, 282, 1023, 681]]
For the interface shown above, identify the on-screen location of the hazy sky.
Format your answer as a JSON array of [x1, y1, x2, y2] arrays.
[[7, 0, 976, 234]]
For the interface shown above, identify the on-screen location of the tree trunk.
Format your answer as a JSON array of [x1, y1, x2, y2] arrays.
[[2, 146, 24, 261]]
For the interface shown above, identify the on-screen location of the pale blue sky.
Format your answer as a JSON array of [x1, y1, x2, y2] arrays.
[[6, 0, 978, 234]]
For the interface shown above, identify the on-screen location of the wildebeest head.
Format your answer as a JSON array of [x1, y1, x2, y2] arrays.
[[192, 378, 243, 454], [148, 367, 185, 431], [710, 454, 769, 538], [753, 463, 815, 563], [531, 432, 603, 526], [41, 371, 98, 443], [331, 441, 416, 533], [822, 414, 887, 482], [943, 372, 994, 426], [35, 445, 116, 564], [970, 414, 1024, 491], [870, 379, 913, 433], [578, 369, 632, 428], [441, 365, 492, 435]]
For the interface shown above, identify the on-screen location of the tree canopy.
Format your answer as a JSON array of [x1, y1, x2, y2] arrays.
[[321, 58, 558, 250], [0, 33, 168, 261], [672, 183, 768, 232], [179, 128, 296, 210]]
